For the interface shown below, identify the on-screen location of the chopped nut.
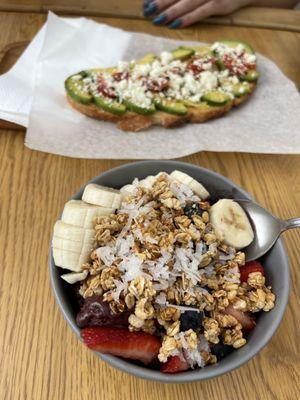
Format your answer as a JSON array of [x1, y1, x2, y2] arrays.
[[203, 233, 217, 245], [159, 190, 174, 200], [216, 313, 238, 328], [233, 298, 248, 312], [128, 276, 145, 299], [199, 201, 210, 210], [161, 197, 181, 210], [184, 329, 198, 350], [247, 272, 266, 288], [166, 321, 180, 336], [227, 290, 238, 300], [223, 325, 243, 346], [102, 292, 114, 302], [158, 336, 178, 362], [187, 225, 201, 241], [109, 300, 125, 314], [203, 318, 220, 344], [135, 298, 155, 320], [175, 232, 191, 244], [233, 338, 246, 349], [200, 254, 212, 267], [263, 291, 276, 311], [142, 319, 156, 334], [202, 211, 210, 223], [128, 314, 144, 329], [125, 293, 135, 309], [160, 306, 181, 321], [213, 290, 227, 298], [234, 252, 245, 266], [128, 276, 156, 299], [248, 288, 266, 312], [192, 215, 206, 231], [174, 215, 191, 228], [223, 282, 239, 292], [79, 274, 103, 298]]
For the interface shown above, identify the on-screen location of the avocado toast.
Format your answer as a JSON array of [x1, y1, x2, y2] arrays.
[[65, 40, 258, 132]]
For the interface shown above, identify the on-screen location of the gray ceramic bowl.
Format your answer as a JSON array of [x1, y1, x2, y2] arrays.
[[50, 160, 290, 383]]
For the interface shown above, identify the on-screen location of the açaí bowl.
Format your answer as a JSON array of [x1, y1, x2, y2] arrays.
[[49, 160, 290, 383]]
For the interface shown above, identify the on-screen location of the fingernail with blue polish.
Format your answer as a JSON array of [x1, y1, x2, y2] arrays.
[[153, 13, 167, 25], [143, 2, 157, 17], [143, 0, 152, 9], [169, 19, 182, 29]]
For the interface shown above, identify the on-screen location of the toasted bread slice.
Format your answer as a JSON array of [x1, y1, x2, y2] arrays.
[[67, 82, 255, 133]]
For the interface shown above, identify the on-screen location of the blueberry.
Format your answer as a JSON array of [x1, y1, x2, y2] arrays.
[[183, 202, 203, 218], [180, 310, 203, 331], [211, 343, 234, 361]]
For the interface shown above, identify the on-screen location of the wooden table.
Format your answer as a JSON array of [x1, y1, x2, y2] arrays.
[[0, 10, 299, 400]]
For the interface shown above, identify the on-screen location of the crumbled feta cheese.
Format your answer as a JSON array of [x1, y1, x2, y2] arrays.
[[244, 53, 256, 64], [160, 51, 173, 65], [236, 44, 245, 55], [134, 63, 152, 76], [200, 71, 218, 91], [117, 61, 129, 72]]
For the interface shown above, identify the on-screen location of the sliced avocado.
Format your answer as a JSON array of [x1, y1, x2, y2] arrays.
[[135, 53, 156, 65], [171, 46, 195, 60], [78, 70, 89, 78], [154, 98, 187, 116], [183, 100, 211, 110], [85, 67, 116, 75], [219, 40, 254, 55], [232, 82, 251, 97], [202, 91, 230, 106], [65, 75, 93, 105], [191, 46, 213, 57], [123, 99, 155, 115], [240, 70, 259, 82], [93, 95, 127, 115]]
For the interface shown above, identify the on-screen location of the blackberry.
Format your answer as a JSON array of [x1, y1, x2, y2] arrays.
[[211, 343, 234, 361], [76, 295, 130, 328], [183, 202, 203, 218], [180, 310, 204, 331]]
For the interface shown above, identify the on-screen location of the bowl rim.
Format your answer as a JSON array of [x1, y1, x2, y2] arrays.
[[49, 160, 290, 383]]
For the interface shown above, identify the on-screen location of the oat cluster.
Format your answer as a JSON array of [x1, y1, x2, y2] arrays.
[[78, 173, 275, 368]]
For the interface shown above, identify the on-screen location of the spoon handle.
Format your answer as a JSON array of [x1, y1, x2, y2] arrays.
[[282, 218, 300, 231]]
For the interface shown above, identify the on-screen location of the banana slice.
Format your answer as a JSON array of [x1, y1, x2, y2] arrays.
[[61, 270, 88, 284], [209, 199, 254, 249], [170, 170, 210, 199], [52, 236, 94, 253], [52, 246, 91, 272], [61, 200, 114, 228], [82, 183, 121, 209], [53, 220, 95, 243]]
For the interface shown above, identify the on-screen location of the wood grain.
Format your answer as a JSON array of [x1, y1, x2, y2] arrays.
[[0, 0, 299, 31], [0, 11, 299, 400]]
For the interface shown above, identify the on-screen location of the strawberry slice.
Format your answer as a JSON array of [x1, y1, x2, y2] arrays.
[[225, 305, 256, 332], [81, 327, 161, 365], [160, 355, 190, 374], [240, 261, 265, 283]]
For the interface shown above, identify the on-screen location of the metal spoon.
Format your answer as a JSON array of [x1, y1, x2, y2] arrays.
[[236, 199, 300, 261]]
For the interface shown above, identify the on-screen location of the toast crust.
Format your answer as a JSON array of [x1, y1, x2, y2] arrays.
[[67, 82, 256, 132]]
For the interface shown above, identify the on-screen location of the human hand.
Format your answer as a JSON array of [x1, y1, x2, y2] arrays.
[[143, 0, 251, 28]]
